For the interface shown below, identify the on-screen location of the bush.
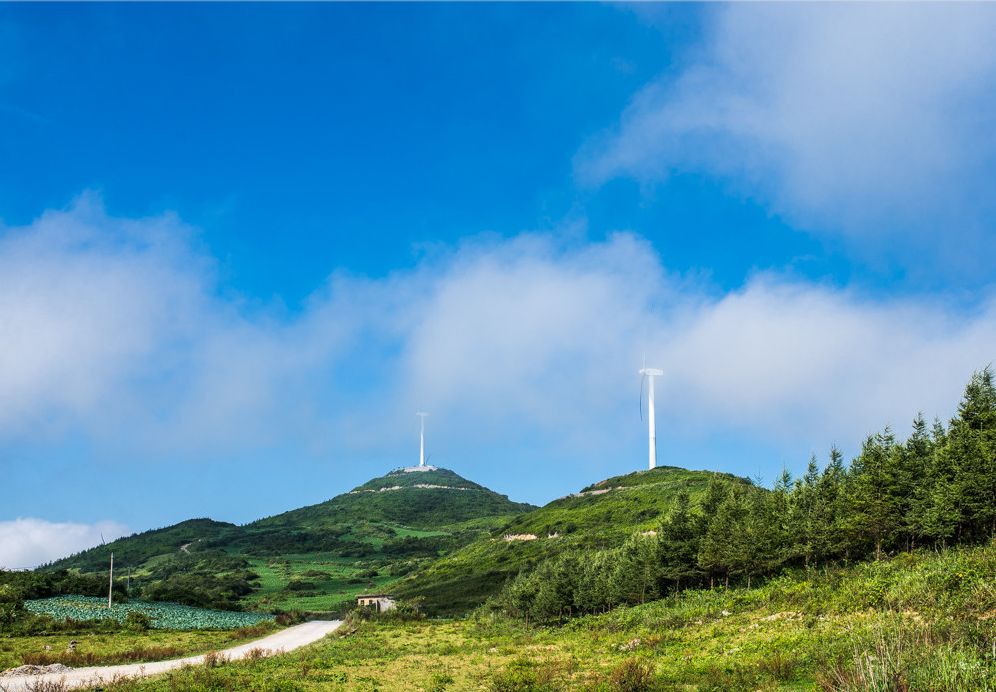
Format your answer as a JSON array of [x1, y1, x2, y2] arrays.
[[124, 610, 152, 631], [274, 610, 307, 626], [0, 583, 23, 628], [609, 658, 656, 691], [489, 658, 560, 692], [202, 650, 227, 669]]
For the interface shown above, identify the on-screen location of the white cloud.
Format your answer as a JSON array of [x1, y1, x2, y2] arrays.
[[0, 518, 128, 569], [0, 196, 993, 487], [657, 279, 996, 444], [580, 4, 996, 257]]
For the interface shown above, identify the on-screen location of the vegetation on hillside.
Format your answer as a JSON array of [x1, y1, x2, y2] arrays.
[[490, 368, 996, 623], [41, 468, 534, 614], [83, 545, 996, 691], [392, 467, 752, 614]]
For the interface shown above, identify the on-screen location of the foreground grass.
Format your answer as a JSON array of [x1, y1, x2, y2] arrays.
[[24, 546, 996, 690], [0, 623, 276, 671]]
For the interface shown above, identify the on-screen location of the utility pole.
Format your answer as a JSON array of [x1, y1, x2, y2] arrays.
[[108, 552, 114, 609]]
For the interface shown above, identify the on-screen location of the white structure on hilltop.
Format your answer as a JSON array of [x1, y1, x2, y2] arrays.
[[639, 366, 664, 470], [416, 412, 429, 467]]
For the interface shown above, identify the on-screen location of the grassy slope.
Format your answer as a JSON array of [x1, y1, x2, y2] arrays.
[[249, 468, 532, 535], [46, 468, 534, 614], [394, 466, 751, 614], [47, 519, 239, 573], [100, 545, 996, 691]]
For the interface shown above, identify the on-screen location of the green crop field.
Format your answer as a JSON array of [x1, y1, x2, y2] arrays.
[[24, 597, 273, 630]]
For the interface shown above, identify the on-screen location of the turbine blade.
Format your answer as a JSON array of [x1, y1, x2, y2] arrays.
[[639, 374, 645, 423]]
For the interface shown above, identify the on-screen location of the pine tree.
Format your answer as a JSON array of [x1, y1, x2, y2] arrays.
[[657, 491, 702, 592], [698, 488, 743, 588], [789, 457, 822, 567], [946, 367, 996, 542], [847, 431, 903, 560], [814, 446, 846, 561], [906, 413, 936, 548], [743, 487, 783, 586]]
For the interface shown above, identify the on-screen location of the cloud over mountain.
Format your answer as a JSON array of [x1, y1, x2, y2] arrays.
[[0, 196, 992, 473]]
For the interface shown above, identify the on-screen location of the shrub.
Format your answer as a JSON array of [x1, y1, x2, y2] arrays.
[[274, 610, 307, 626], [428, 670, 455, 691], [609, 657, 656, 692], [489, 658, 561, 692], [243, 647, 268, 662], [757, 650, 799, 682], [124, 610, 151, 631], [202, 650, 226, 669]]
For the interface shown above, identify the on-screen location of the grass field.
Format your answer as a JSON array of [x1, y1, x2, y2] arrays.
[[0, 624, 275, 671], [243, 553, 401, 613], [93, 545, 996, 691]]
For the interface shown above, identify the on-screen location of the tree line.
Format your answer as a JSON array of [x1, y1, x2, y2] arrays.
[[491, 368, 996, 623]]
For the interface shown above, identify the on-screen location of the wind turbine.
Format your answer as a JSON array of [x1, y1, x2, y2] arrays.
[[416, 412, 429, 467], [639, 365, 664, 470]]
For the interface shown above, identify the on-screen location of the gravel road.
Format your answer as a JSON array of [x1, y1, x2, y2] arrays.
[[0, 620, 342, 691]]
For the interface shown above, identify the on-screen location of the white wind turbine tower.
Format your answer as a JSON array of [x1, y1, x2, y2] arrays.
[[416, 412, 429, 467], [639, 365, 664, 470]]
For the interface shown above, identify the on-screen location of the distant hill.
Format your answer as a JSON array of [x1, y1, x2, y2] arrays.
[[392, 465, 753, 614], [47, 467, 534, 613], [48, 518, 238, 573]]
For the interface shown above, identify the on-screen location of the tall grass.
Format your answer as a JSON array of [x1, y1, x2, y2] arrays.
[[818, 620, 996, 691]]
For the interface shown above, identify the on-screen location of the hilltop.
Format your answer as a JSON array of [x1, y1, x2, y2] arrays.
[[393, 465, 752, 614], [47, 467, 534, 613]]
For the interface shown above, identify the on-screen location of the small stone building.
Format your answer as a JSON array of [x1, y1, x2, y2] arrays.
[[356, 594, 396, 613]]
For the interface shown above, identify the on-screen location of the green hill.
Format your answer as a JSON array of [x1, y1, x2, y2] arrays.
[[48, 518, 238, 573], [46, 467, 534, 613], [249, 467, 530, 537], [393, 465, 752, 614]]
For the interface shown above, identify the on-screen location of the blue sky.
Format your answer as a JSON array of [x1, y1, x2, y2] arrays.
[[2, 3, 995, 568]]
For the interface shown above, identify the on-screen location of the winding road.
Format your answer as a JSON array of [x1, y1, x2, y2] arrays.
[[0, 620, 342, 692]]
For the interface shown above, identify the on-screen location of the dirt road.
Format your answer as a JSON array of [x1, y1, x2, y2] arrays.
[[0, 620, 342, 691]]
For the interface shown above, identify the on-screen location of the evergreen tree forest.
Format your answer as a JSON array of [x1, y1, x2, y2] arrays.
[[492, 368, 996, 624]]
